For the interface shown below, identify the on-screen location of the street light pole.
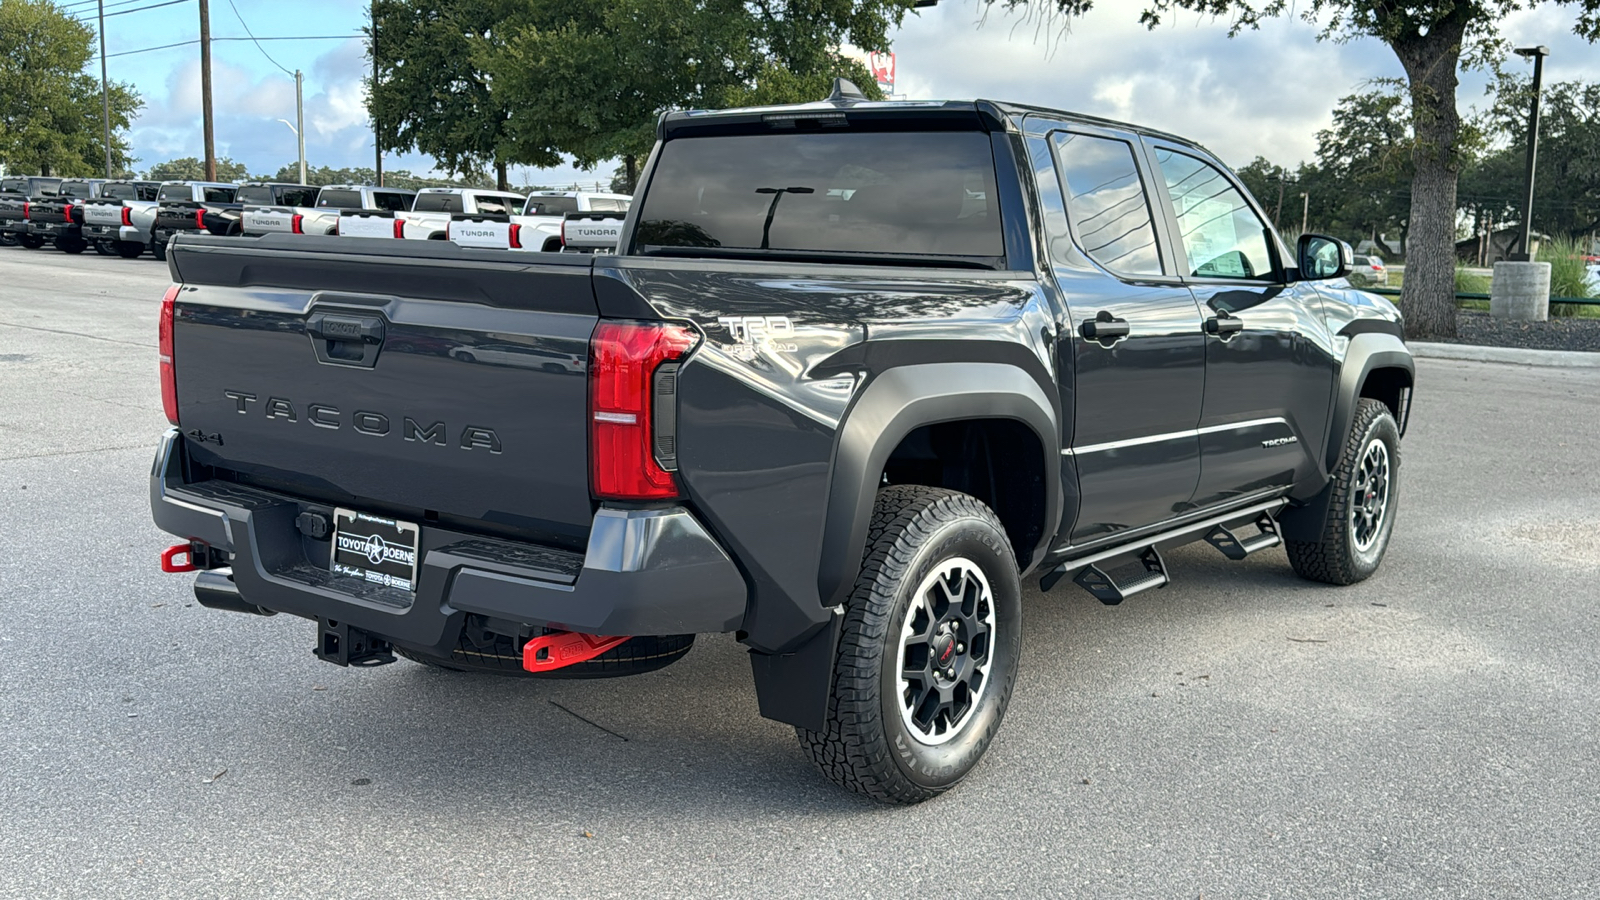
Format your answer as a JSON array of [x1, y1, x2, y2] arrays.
[[97, 0, 112, 178], [295, 70, 306, 185], [1512, 45, 1550, 261], [1300, 192, 1309, 236]]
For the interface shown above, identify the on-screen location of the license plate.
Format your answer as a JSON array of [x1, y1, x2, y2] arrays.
[[331, 507, 420, 592]]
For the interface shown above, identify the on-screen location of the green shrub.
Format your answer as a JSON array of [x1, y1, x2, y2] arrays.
[[1455, 264, 1492, 295], [1537, 237, 1593, 317]]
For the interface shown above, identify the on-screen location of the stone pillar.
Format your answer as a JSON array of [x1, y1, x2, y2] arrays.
[[1491, 261, 1552, 322]]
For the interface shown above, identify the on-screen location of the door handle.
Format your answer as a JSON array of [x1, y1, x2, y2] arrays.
[[1205, 311, 1244, 338], [1080, 310, 1131, 343]]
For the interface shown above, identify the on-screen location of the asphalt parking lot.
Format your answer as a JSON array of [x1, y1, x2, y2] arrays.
[[2, 247, 1598, 899]]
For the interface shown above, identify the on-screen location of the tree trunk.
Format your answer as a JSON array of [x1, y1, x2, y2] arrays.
[[496, 160, 509, 192], [624, 154, 639, 194], [1392, 15, 1470, 340]]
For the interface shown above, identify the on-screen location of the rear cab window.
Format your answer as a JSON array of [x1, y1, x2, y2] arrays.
[[103, 183, 138, 201], [276, 187, 318, 207], [316, 189, 363, 209], [157, 184, 194, 202], [203, 187, 237, 203], [526, 195, 579, 216], [413, 193, 464, 213], [633, 130, 1003, 265], [235, 186, 275, 205], [60, 181, 96, 197]]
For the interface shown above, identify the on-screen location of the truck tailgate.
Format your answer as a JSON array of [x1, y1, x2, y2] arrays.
[[168, 235, 601, 547], [83, 200, 124, 226]]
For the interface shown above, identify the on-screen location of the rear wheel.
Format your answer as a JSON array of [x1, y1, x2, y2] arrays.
[[19, 235, 45, 250], [396, 628, 694, 679], [151, 239, 167, 261], [799, 485, 1021, 804], [94, 239, 116, 256], [56, 236, 88, 254], [0, 232, 17, 247], [113, 240, 144, 259], [1287, 398, 1400, 585]]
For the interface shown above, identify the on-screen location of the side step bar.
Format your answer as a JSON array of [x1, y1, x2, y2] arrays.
[[1041, 498, 1288, 604]]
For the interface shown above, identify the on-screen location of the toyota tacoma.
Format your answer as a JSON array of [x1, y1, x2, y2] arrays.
[[150, 82, 1413, 803]]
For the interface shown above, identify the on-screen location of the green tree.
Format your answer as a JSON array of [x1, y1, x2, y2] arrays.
[[0, 0, 142, 177], [1464, 74, 1600, 242], [1000, 0, 1600, 339], [146, 156, 249, 182]]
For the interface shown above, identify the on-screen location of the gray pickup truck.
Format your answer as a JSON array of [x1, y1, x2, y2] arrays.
[[151, 82, 1412, 803], [81, 180, 163, 257], [0, 176, 63, 248]]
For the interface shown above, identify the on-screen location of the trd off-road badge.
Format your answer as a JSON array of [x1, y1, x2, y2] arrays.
[[716, 315, 798, 361]]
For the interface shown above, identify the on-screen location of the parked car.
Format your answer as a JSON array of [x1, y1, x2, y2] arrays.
[[23, 178, 109, 254], [242, 184, 415, 237], [1348, 254, 1388, 286], [0, 175, 63, 249], [79, 180, 163, 258], [337, 187, 525, 240], [151, 181, 239, 260], [151, 82, 1414, 804], [447, 191, 632, 253]]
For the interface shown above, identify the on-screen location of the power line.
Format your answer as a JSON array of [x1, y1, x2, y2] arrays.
[[223, 0, 293, 77], [103, 35, 360, 59]]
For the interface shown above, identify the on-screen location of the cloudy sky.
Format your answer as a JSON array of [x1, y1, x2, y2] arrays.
[[72, 0, 1600, 184]]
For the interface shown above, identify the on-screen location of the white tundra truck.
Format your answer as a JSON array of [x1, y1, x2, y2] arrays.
[[243, 184, 415, 237], [446, 190, 631, 253], [337, 188, 524, 240]]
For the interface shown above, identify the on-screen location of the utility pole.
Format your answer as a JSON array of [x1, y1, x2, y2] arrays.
[[372, 0, 383, 187], [199, 0, 216, 181], [1512, 45, 1550, 261], [97, 0, 112, 178], [295, 70, 306, 185]]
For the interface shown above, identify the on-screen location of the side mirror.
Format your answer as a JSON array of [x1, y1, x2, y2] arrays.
[[1297, 234, 1353, 281]]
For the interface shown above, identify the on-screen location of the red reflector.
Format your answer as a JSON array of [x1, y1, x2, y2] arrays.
[[509, 222, 522, 249], [291, 213, 304, 234], [194, 209, 206, 230], [522, 632, 629, 673], [122, 206, 133, 227], [159, 284, 179, 425], [590, 321, 697, 499], [160, 543, 200, 573], [393, 218, 405, 239]]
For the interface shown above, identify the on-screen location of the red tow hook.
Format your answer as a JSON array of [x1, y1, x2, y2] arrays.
[[160, 542, 201, 573], [522, 631, 629, 673]]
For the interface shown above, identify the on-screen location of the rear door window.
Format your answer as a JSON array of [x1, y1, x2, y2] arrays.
[[372, 191, 412, 211], [277, 187, 318, 207], [633, 131, 1003, 261], [1052, 132, 1164, 277]]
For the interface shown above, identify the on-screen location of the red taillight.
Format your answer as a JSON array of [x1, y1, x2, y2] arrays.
[[62, 202, 75, 223], [121, 206, 133, 227], [291, 214, 304, 234], [559, 218, 567, 247], [194, 209, 206, 231], [1372, 264, 1385, 271], [509, 223, 522, 249], [21, 202, 30, 220], [159, 284, 179, 425], [589, 322, 697, 500], [393, 218, 405, 239]]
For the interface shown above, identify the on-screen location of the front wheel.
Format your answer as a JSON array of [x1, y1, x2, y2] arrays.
[[1287, 398, 1400, 585], [799, 485, 1021, 804]]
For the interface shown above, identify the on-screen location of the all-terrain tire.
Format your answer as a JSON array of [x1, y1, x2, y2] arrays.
[[151, 239, 167, 261], [1287, 398, 1400, 585], [114, 240, 144, 259], [19, 235, 45, 249], [57, 236, 88, 254], [798, 485, 1022, 804], [395, 629, 694, 679]]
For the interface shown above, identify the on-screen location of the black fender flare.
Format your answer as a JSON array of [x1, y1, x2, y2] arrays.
[[1283, 332, 1413, 542], [1324, 332, 1413, 473], [816, 362, 1060, 610]]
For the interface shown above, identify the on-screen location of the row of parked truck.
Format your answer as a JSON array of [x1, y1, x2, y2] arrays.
[[0, 174, 631, 260]]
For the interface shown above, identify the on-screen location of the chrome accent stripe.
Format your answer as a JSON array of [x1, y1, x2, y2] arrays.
[[1062, 417, 1290, 456]]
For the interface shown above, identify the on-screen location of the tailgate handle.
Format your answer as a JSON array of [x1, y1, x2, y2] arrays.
[[306, 312, 386, 368]]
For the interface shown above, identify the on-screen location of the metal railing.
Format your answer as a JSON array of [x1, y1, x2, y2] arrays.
[[1366, 287, 1600, 308]]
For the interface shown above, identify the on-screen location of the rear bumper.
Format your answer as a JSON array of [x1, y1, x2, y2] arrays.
[[0, 220, 26, 235], [149, 430, 748, 653], [29, 221, 78, 237], [84, 224, 144, 242]]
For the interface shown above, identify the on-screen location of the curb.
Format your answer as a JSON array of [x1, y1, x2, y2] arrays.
[[1410, 341, 1600, 368]]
